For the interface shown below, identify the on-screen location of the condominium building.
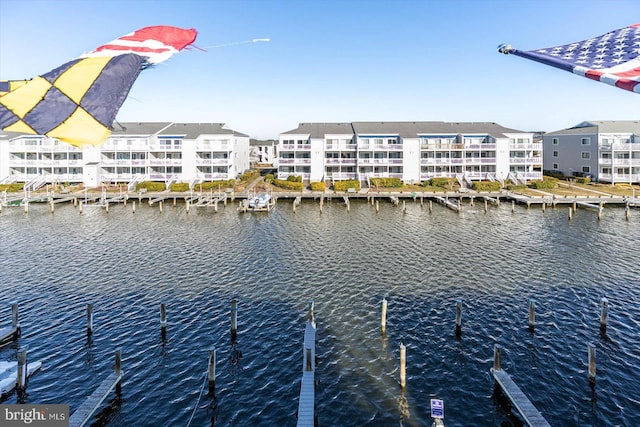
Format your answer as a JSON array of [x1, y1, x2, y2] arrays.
[[0, 122, 250, 188], [277, 121, 540, 186], [543, 121, 640, 184]]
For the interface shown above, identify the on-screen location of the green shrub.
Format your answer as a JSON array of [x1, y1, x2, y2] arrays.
[[169, 182, 189, 192], [273, 179, 304, 190], [310, 182, 326, 191], [333, 180, 360, 192], [370, 177, 403, 188], [576, 177, 591, 184], [0, 183, 24, 192], [429, 177, 455, 188], [238, 170, 259, 182], [264, 174, 274, 184], [472, 181, 502, 192], [530, 176, 557, 190], [136, 181, 165, 192], [197, 180, 235, 190], [286, 175, 302, 182]]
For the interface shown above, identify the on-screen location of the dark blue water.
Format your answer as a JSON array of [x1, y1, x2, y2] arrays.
[[0, 199, 638, 426]]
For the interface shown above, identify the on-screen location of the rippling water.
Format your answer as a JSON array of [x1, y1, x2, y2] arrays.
[[0, 198, 638, 426]]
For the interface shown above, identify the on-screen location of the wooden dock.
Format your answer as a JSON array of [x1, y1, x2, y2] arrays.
[[69, 350, 122, 427], [491, 345, 550, 427], [0, 304, 20, 344], [0, 359, 42, 397], [297, 302, 316, 427]]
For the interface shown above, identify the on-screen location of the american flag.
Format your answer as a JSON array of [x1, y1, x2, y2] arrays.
[[499, 24, 640, 93]]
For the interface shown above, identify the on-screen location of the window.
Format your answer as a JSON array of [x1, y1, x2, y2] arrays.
[[581, 152, 590, 159], [553, 163, 559, 169], [553, 151, 558, 157], [582, 166, 590, 173], [552, 138, 558, 145], [581, 137, 590, 145]]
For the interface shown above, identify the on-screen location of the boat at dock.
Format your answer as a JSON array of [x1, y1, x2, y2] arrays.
[[239, 192, 276, 212]]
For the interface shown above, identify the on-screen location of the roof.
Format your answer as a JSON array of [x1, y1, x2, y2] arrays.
[[546, 120, 640, 136], [281, 123, 354, 138], [110, 122, 172, 136], [110, 122, 249, 139], [352, 121, 527, 138], [160, 123, 249, 138]]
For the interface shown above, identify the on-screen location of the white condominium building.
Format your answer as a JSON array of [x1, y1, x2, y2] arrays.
[[277, 121, 540, 186], [0, 122, 250, 188], [543, 121, 640, 184]]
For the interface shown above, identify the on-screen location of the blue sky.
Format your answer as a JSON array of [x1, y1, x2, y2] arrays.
[[1, 0, 638, 138]]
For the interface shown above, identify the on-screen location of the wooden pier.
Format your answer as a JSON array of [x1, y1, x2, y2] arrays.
[[0, 304, 20, 344], [296, 301, 316, 427], [69, 350, 122, 427], [491, 345, 550, 427]]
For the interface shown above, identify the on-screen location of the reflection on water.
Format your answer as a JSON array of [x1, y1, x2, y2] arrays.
[[0, 199, 638, 426]]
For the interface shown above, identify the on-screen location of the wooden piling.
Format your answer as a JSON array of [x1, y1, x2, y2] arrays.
[[399, 343, 406, 389], [208, 348, 216, 392], [511, 201, 515, 213], [160, 303, 167, 336], [484, 200, 488, 213], [173, 197, 177, 207], [105, 201, 109, 213], [50, 200, 55, 213], [12, 303, 20, 338], [87, 304, 94, 336], [599, 297, 608, 331], [528, 299, 535, 332], [24, 200, 28, 214], [568, 207, 572, 220], [186, 200, 190, 213], [455, 299, 462, 336], [16, 347, 27, 390], [573, 200, 577, 212], [402, 200, 406, 214], [588, 343, 596, 385], [115, 349, 122, 394], [598, 207, 603, 220], [429, 200, 433, 213], [231, 299, 238, 341], [159, 201, 163, 213], [625, 205, 630, 221], [493, 344, 501, 371], [375, 200, 379, 213], [542, 202, 546, 213], [381, 298, 387, 335], [308, 299, 314, 324], [132, 201, 136, 213], [79, 201, 83, 214]]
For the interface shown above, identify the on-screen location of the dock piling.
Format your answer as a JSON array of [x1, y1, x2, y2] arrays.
[[231, 299, 238, 342], [381, 298, 387, 335], [455, 299, 462, 337], [399, 343, 406, 389], [528, 299, 535, 332], [568, 207, 572, 220], [12, 303, 20, 337], [599, 297, 608, 331], [160, 303, 167, 337], [87, 304, 94, 336], [115, 349, 122, 394], [208, 348, 216, 393], [16, 347, 27, 390], [493, 344, 501, 371]]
